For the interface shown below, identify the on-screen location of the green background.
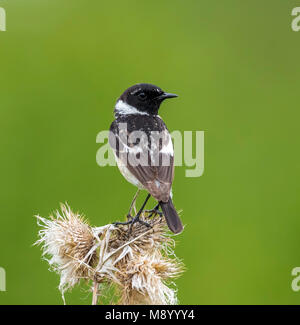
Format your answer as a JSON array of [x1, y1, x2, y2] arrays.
[[0, 0, 300, 305]]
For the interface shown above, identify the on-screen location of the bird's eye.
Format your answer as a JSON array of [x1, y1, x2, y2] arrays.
[[138, 92, 147, 100]]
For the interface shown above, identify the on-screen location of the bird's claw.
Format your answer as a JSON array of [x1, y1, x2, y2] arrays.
[[144, 205, 163, 218], [113, 215, 152, 234]]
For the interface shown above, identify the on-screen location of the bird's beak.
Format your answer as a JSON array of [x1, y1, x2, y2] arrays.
[[158, 92, 178, 101]]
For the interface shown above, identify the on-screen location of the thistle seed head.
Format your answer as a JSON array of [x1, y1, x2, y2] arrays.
[[35, 204, 184, 305]]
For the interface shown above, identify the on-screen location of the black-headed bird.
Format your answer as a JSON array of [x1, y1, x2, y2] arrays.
[[109, 83, 183, 234]]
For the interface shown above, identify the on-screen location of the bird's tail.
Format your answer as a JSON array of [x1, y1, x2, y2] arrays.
[[159, 198, 183, 234]]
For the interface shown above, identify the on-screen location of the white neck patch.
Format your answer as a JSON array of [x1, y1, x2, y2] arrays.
[[115, 100, 149, 116]]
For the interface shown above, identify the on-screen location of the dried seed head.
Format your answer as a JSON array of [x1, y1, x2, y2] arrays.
[[35, 204, 184, 305], [35, 204, 97, 296], [117, 250, 182, 305]]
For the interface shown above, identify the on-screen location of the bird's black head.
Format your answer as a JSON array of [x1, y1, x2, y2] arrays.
[[117, 83, 178, 116]]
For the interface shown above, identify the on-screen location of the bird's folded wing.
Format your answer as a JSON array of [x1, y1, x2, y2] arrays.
[[109, 126, 174, 202], [126, 156, 174, 202]]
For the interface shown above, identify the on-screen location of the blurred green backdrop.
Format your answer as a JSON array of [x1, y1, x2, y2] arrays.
[[0, 0, 300, 305]]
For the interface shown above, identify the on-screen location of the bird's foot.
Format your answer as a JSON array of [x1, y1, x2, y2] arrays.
[[113, 215, 152, 233], [144, 204, 163, 218], [114, 193, 152, 234], [113, 219, 133, 226]]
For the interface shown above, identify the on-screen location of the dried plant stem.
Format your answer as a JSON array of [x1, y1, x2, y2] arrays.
[[92, 282, 98, 305], [128, 189, 140, 216]]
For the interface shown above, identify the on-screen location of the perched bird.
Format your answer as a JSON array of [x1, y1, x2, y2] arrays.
[[109, 83, 183, 234]]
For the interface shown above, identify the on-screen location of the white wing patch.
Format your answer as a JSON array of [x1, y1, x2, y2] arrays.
[[160, 132, 174, 156]]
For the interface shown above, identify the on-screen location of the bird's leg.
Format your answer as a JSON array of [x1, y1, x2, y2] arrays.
[[144, 203, 163, 218], [128, 194, 152, 233], [127, 189, 140, 220], [114, 194, 152, 230]]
